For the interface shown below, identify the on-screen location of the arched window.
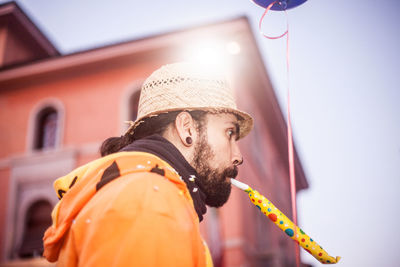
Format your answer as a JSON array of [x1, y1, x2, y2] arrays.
[[129, 90, 141, 122], [34, 107, 58, 150], [18, 200, 52, 258]]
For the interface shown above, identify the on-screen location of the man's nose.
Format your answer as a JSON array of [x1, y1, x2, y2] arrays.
[[232, 142, 243, 166]]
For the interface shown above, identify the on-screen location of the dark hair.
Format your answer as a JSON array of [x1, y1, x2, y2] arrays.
[[100, 110, 207, 156]]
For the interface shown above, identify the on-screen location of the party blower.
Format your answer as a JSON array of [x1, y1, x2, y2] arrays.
[[231, 179, 340, 264]]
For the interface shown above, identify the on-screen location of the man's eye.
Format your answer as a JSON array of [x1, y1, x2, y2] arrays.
[[227, 129, 234, 139]]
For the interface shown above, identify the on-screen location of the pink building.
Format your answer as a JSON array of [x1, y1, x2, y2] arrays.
[[0, 2, 309, 266]]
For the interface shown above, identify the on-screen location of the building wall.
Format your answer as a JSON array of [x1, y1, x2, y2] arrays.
[[0, 55, 163, 260]]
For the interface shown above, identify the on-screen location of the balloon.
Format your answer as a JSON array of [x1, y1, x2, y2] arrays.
[[252, 0, 307, 10]]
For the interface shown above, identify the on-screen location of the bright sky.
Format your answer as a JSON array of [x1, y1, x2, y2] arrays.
[[5, 0, 400, 266]]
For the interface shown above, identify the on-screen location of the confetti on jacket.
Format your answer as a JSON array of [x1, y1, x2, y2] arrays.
[[231, 179, 340, 264]]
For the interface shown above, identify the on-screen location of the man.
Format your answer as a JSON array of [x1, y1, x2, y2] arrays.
[[43, 62, 253, 266]]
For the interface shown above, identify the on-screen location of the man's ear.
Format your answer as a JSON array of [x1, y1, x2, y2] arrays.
[[175, 112, 196, 147]]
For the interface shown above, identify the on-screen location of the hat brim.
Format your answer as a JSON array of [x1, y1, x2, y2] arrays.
[[127, 107, 253, 140]]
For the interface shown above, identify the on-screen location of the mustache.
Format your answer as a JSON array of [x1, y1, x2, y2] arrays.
[[223, 166, 238, 179]]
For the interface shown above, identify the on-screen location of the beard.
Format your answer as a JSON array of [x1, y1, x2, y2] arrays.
[[192, 135, 238, 208]]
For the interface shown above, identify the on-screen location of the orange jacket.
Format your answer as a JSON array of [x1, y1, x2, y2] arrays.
[[43, 152, 213, 267]]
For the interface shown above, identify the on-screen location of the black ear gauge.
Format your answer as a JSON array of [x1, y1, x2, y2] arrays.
[[185, 136, 193, 145]]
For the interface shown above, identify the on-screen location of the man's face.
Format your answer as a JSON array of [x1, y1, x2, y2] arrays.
[[192, 113, 242, 207]]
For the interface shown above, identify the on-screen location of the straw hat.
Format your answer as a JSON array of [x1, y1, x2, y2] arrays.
[[125, 62, 253, 139]]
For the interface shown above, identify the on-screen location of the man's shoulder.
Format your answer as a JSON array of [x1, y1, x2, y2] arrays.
[[124, 171, 188, 206], [94, 172, 193, 224], [120, 171, 180, 194]]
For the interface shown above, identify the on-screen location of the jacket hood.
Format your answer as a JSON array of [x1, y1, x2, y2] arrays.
[[43, 151, 191, 262]]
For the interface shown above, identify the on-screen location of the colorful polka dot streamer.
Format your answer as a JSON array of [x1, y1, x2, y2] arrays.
[[231, 179, 340, 264]]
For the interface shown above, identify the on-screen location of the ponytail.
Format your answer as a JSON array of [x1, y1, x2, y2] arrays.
[[99, 110, 207, 157], [99, 134, 134, 156]]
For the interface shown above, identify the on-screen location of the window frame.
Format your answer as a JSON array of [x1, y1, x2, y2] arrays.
[[17, 199, 53, 259], [26, 98, 65, 153]]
